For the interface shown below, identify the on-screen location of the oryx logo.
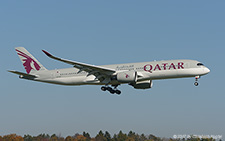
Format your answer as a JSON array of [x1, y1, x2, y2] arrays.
[[16, 49, 40, 74], [125, 74, 129, 78]]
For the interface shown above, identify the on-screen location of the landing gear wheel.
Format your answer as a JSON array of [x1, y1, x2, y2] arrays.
[[107, 87, 113, 91], [115, 90, 121, 95], [109, 90, 115, 94], [101, 86, 107, 91], [194, 82, 199, 86], [101, 85, 121, 95]]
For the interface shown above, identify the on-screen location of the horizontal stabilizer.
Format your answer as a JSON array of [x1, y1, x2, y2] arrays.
[[8, 70, 37, 78]]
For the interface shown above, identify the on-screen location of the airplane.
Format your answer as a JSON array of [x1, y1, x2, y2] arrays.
[[9, 47, 210, 95]]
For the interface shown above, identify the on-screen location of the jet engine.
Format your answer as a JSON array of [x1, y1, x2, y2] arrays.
[[115, 71, 137, 83], [130, 80, 153, 89]]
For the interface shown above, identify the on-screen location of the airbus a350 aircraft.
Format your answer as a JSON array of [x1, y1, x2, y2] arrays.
[[9, 47, 210, 95]]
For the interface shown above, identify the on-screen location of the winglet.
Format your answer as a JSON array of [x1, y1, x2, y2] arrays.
[[42, 50, 52, 57]]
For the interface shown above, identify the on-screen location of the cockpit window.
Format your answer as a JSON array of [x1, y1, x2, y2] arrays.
[[197, 63, 204, 66]]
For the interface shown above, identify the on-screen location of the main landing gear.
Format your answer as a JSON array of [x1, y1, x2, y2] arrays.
[[101, 85, 121, 95], [194, 76, 200, 86]]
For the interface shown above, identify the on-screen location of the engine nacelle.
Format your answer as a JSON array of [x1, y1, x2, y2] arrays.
[[116, 71, 137, 83], [130, 80, 153, 89]]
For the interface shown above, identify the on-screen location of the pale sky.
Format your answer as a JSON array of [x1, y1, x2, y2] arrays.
[[0, 0, 225, 139]]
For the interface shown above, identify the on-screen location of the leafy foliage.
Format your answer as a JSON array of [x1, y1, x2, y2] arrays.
[[0, 131, 216, 141]]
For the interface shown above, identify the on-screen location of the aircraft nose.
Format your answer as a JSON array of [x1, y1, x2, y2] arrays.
[[205, 67, 210, 74]]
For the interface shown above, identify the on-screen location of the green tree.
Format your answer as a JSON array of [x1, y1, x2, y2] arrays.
[[51, 134, 57, 138], [23, 134, 33, 141], [95, 130, 107, 141], [128, 131, 135, 138], [139, 134, 147, 141], [50, 134, 58, 141], [83, 132, 91, 141], [148, 134, 159, 141], [127, 131, 137, 141], [104, 131, 111, 141], [117, 130, 127, 141], [112, 134, 117, 141]]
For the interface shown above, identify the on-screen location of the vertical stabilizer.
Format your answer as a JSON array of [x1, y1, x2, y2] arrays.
[[15, 47, 47, 74]]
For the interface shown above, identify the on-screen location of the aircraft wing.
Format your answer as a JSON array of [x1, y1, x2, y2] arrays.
[[42, 50, 116, 77]]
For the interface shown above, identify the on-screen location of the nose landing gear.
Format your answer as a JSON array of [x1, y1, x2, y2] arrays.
[[194, 82, 198, 86], [101, 85, 121, 95], [194, 76, 200, 86]]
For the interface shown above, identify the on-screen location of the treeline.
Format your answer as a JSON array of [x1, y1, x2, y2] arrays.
[[0, 130, 216, 141]]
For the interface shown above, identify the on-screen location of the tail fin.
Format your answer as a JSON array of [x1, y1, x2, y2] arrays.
[[15, 47, 47, 74]]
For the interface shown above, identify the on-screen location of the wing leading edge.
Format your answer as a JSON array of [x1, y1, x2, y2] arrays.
[[42, 50, 116, 77]]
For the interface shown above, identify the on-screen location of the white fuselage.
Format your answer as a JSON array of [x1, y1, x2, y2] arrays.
[[10, 47, 210, 94], [27, 59, 210, 86]]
